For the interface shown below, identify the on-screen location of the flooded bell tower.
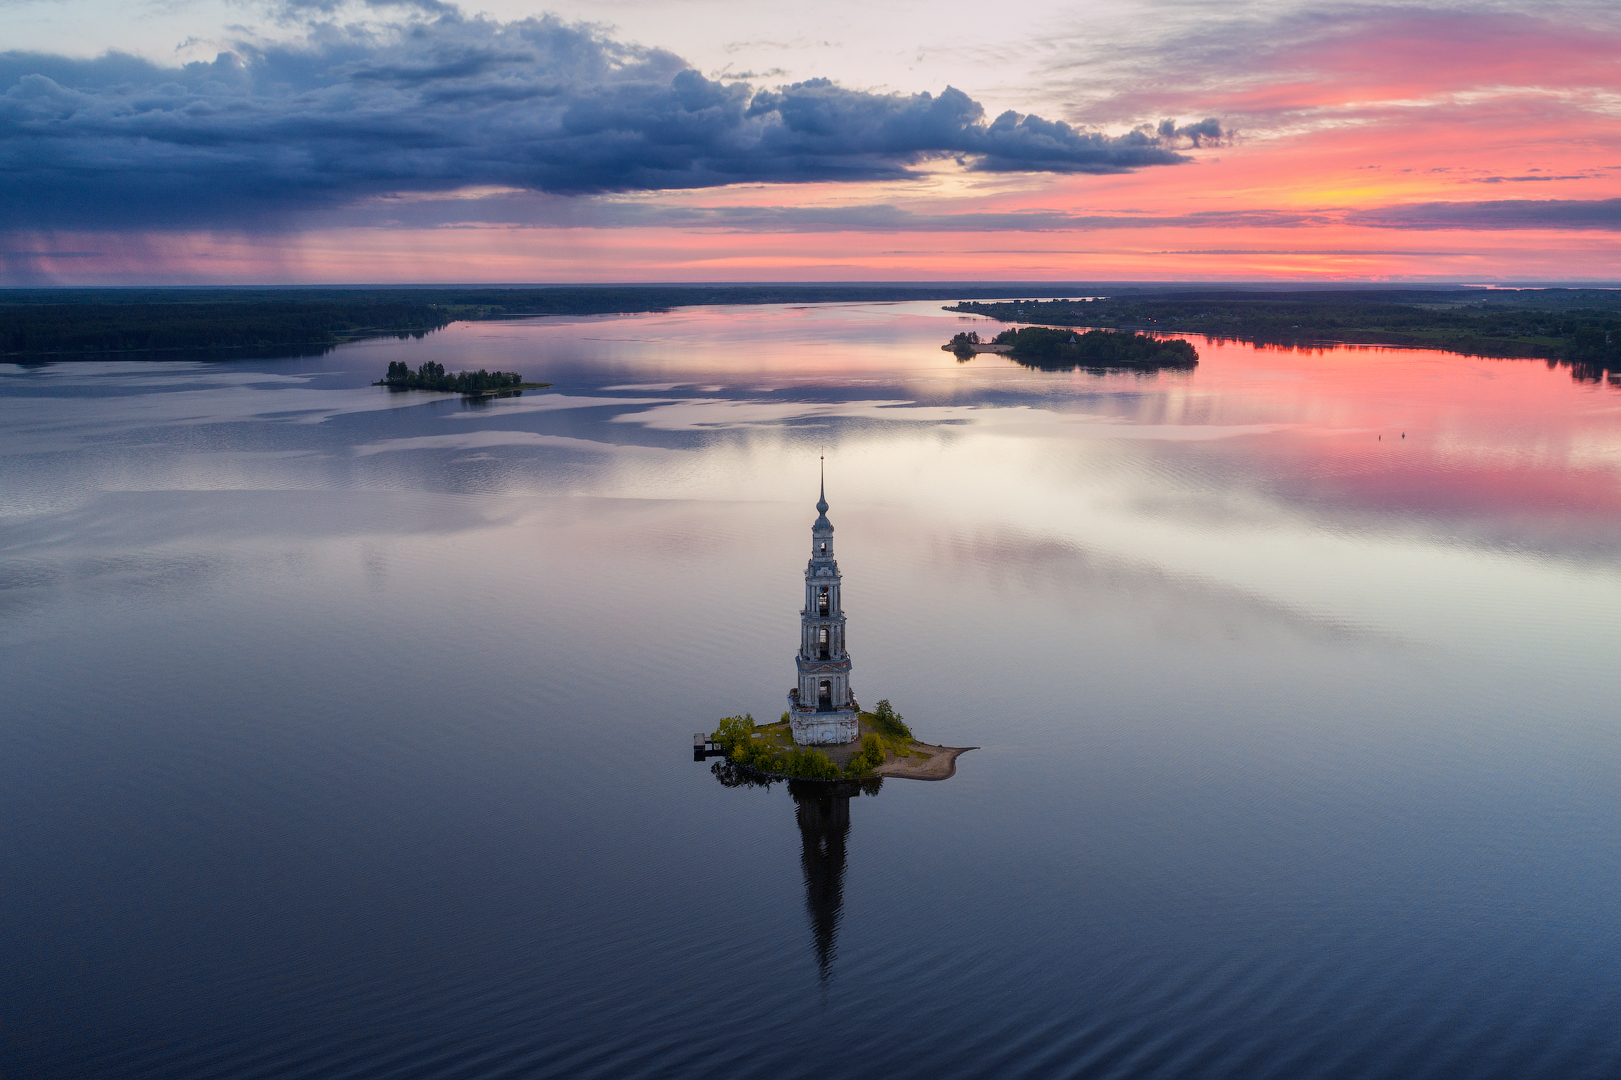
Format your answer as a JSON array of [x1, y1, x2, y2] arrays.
[[788, 460, 860, 745]]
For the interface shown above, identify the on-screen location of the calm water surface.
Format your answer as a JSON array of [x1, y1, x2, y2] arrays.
[[3, 302, 1619, 1079]]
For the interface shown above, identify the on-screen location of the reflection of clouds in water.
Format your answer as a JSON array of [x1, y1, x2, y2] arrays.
[[0, 490, 526, 553], [1, 362, 312, 388], [354, 431, 682, 457], [0, 551, 233, 616], [931, 527, 1403, 649], [443, 394, 671, 419], [601, 382, 725, 392], [612, 398, 922, 429], [607, 395, 1290, 440], [179, 449, 327, 461], [0, 386, 673, 456], [0, 387, 443, 455]]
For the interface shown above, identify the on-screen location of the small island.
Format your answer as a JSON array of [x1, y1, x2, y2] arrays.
[[708, 699, 974, 782], [375, 361, 551, 396], [946, 327, 1199, 369], [943, 331, 1012, 356], [695, 474, 975, 784]]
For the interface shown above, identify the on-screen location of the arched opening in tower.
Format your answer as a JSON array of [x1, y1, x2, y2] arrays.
[[818, 626, 830, 660], [818, 680, 832, 711], [818, 587, 829, 617]]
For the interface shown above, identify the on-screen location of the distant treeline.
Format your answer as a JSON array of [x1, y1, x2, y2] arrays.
[[947, 289, 1621, 383], [995, 327, 1198, 369], [0, 284, 1096, 360], [0, 293, 456, 359], [381, 361, 529, 394], [8, 285, 1619, 382]]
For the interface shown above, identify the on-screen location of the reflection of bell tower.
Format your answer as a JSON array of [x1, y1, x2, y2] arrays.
[[791, 780, 853, 981], [711, 769, 883, 981], [788, 460, 860, 745]]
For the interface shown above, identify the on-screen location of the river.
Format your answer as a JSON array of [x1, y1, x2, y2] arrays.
[[3, 300, 1619, 1079]]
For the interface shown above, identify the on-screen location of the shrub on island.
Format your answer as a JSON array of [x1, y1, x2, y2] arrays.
[[711, 713, 758, 755], [871, 699, 912, 739], [710, 713, 842, 780], [844, 734, 885, 776]]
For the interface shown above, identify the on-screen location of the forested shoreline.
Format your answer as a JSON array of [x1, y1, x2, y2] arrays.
[[4, 285, 1617, 382], [0, 284, 1091, 360], [947, 289, 1621, 382]]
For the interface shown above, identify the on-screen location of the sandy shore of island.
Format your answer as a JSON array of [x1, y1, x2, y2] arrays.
[[744, 716, 976, 781], [876, 742, 976, 781]]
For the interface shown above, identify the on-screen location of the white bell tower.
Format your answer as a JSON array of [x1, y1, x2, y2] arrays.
[[788, 460, 860, 745]]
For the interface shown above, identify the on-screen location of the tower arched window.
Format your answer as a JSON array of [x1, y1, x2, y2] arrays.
[[818, 587, 829, 616], [818, 626, 829, 659]]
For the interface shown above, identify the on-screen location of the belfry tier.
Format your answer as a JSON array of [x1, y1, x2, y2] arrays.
[[800, 515, 846, 662], [788, 479, 860, 746]]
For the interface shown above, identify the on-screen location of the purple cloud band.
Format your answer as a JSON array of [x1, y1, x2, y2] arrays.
[[0, 15, 1215, 230]]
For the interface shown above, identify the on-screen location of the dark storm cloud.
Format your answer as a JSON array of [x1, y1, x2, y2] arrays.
[[338, 195, 1312, 233], [1347, 198, 1621, 231], [1157, 117, 1221, 146], [0, 16, 1214, 230]]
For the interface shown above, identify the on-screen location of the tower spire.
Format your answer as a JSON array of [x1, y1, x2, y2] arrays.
[[817, 455, 828, 515]]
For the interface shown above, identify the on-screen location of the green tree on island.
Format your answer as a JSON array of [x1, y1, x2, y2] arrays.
[[844, 734, 886, 776], [710, 713, 842, 780], [871, 699, 911, 739]]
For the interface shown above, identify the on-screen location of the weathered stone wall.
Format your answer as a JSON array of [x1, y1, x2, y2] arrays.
[[789, 708, 860, 746]]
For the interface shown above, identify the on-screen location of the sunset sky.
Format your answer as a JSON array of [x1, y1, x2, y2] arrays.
[[3, 0, 1619, 283]]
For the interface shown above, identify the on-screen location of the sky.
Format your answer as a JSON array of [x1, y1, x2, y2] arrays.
[[2, 0, 1619, 284]]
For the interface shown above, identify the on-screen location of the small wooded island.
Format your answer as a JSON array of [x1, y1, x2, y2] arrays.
[[697, 472, 974, 784], [376, 360, 551, 395], [946, 326, 1199, 369]]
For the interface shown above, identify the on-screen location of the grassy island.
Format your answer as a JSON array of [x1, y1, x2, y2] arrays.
[[710, 699, 973, 783], [375, 361, 550, 395]]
